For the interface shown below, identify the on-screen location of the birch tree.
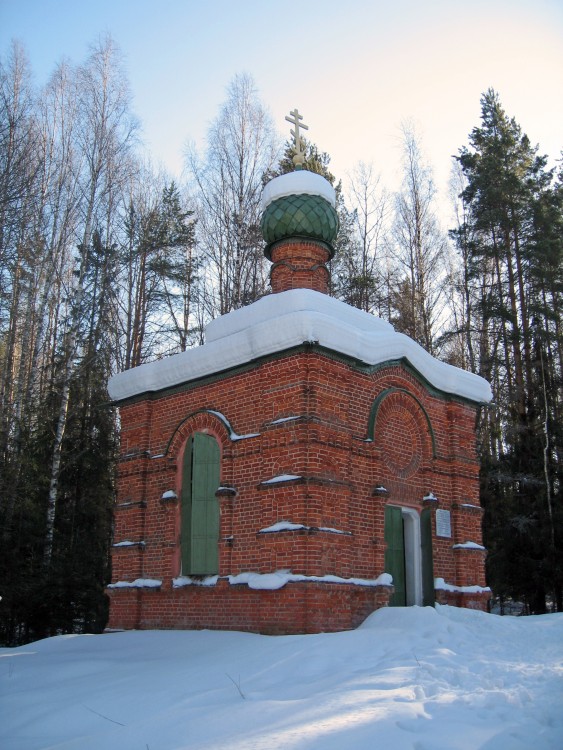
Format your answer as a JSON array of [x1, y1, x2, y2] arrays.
[[338, 161, 389, 313], [391, 124, 447, 354], [43, 35, 137, 565], [0, 42, 42, 537], [187, 73, 279, 316]]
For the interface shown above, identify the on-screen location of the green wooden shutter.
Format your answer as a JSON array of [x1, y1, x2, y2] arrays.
[[421, 507, 435, 607], [181, 433, 220, 575], [190, 433, 220, 574], [385, 505, 406, 607]]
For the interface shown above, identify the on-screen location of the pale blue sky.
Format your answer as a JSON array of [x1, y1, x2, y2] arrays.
[[1, 0, 562, 211]]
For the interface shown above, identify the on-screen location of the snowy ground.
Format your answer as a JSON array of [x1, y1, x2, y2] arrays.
[[1, 605, 562, 750]]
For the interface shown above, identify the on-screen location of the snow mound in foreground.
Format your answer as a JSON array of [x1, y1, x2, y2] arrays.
[[1, 605, 562, 750]]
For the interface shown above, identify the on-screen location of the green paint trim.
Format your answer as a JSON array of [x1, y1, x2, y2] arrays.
[[366, 387, 437, 458]]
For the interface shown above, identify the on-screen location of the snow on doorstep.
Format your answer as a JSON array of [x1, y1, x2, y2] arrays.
[[227, 570, 393, 590], [259, 521, 352, 535], [108, 289, 492, 404], [261, 170, 336, 210], [260, 474, 302, 484], [106, 578, 162, 589], [452, 541, 486, 550], [434, 577, 491, 593]]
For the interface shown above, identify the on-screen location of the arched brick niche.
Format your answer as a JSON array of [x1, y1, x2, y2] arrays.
[[166, 410, 237, 579], [367, 388, 435, 479], [167, 409, 236, 517], [166, 409, 233, 464]]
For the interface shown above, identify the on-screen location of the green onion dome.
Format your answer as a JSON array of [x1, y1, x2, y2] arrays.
[[261, 171, 339, 259]]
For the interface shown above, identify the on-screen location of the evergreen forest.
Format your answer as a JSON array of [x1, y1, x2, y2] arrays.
[[1, 38, 561, 644]]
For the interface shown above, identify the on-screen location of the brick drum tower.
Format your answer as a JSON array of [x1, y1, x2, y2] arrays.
[[106, 111, 492, 634]]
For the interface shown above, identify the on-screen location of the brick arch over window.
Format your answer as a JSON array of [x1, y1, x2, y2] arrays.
[[165, 409, 233, 460], [166, 411, 232, 578], [367, 388, 436, 479]]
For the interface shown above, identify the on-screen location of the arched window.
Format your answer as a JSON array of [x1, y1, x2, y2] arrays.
[[181, 432, 220, 575]]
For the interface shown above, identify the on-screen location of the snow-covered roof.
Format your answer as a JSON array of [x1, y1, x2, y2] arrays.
[[261, 170, 336, 211], [107, 288, 492, 404]]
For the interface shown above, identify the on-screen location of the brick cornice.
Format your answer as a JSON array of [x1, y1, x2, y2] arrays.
[[113, 345, 482, 409]]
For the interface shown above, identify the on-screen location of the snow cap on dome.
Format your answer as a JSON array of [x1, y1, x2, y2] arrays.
[[261, 170, 336, 212]]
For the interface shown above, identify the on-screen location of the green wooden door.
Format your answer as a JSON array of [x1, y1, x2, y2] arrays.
[[421, 507, 435, 607], [385, 505, 406, 607], [181, 433, 220, 575]]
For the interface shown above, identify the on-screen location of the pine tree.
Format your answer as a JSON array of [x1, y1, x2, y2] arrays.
[[454, 90, 562, 612], [119, 178, 198, 367]]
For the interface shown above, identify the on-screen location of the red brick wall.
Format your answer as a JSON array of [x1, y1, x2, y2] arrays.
[[107, 580, 392, 635], [108, 348, 489, 633], [270, 240, 330, 294]]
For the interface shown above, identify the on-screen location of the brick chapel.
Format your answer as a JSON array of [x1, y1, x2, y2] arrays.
[[106, 111, 492, 634]]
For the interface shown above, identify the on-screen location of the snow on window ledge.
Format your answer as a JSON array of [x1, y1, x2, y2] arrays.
[[110, 571, 395, 593], [434, 577, 491, 593], [452, 541, 486, 550], [107, 578, 162, 589], [258, 521, 352, 536], [172, 575, 219, 588], [227, 570, 393, 591], [260, 474, 302, 485]]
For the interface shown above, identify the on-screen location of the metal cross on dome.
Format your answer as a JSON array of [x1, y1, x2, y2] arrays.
[[285, 108, 308, 169]]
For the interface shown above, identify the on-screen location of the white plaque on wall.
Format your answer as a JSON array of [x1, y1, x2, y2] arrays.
[[436, 509, 452, 538]]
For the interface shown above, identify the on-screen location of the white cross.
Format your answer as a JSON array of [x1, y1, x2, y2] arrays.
[[285, 108, 309, 167]]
